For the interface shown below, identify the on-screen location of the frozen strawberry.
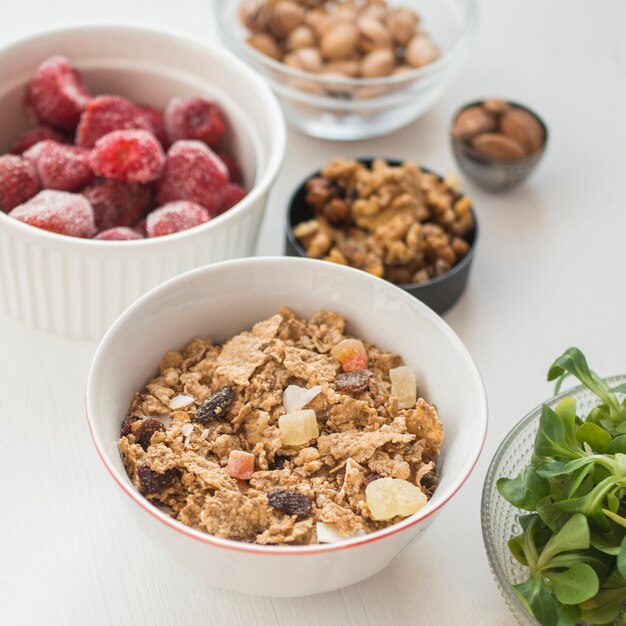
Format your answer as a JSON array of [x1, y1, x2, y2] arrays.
[[164, 97, 227, 148], [94, 226, 143, 240], [216, 183, 246, 217], [11, 126, 67, 155], [134, 218, 147, 237], [217, 150, 242, 184], [137, 104, 168, 148], [82, 181, 151, 230], [24, 140, 94, 191], [226, 450, 255, 480], [90, 130, 165, 183], [146, 201, 209, 237], [76, 96, 152, 148], [0, 155, 40, 213], [25, 55, 91, 130], [155, 140, 228, 214], [10, 190, 96, 237], [331, 339, 368, 372]]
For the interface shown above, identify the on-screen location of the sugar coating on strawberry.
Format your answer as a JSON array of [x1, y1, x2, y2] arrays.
[[24, 140, 94, 192], [146, 201, 209, 237], [94, 226, 143, 240], [216, 183, 246, 217], [164, 97, 227, 148], [217, 150, 242, 184], [25, 56, 91, 130], [76, 96, 152, 148], [11, 126, 67, 155], [155, 140, 228, 214], [10, 190, 96, 237], [90, 130, 165, 183], [137, 105, 168, 148], [0, 155, 40, 213], [82, 181, 151, 230]]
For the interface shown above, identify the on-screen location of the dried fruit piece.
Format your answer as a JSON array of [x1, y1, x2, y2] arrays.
[[267, 489, 312, 518], [137, 464, 180, 494], [331, 338, 367, 372], [269, 455, 288, 470], [282, 384, 322, 413], [452, 106, 497, 140], [24, 140, 93, 191], [90, 129, 165, 183], [11, 126, 67, 155], [227, 450, 255, 480], [316, 522, 365, 543], [164, 97, 227, 148], [500, 108, 544, 156], [76, 96, 152, 148], [0, 155, 40, 213], [137, 417, 165, 450], [10, 190, 96, 237], [82, 181, 151, 230], [365, 477, 427, 520], [194, 386, 234, 424], [364, 471, 383, 487], [155, 140, 229, 215], [216, 183, 247, 216], [120, 415, 140, 437], [470, 133, 526, 160], [390, 365, 417, 409], [216, 150, 242, 184], [94, 226, 143, 241], [278, 409, 319, 446], [169, 394, 195, 410], [146, 201, 210, 237], [335, 370, 370, 394], [25, 55, 91, 130]]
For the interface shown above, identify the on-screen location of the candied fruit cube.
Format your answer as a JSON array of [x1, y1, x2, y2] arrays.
[[365, 477, 427, 521], [146, 201, 209, 237], [164, 97, 227, 148], [90, 129, 165, 183], [390, 366, 417, 409], [278, 409, 319, 446], [227, 450, 255, 480], [0, 155, 40, 213], [24, 140, 93, 192], [330, 338, 367, 372]]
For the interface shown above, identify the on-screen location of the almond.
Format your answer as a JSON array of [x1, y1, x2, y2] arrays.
[[452, 106, 497, 140], [470, 133, 526, 160], [500, 109, 544, 156], [482, 99, 510, 115]]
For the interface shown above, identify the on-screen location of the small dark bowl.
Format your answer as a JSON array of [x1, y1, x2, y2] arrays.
[[451, 100, 548, 191], [284, 159, 478, 315]]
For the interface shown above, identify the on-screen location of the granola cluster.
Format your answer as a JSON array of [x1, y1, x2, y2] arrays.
[[119, 308, 443, 545], [293, 158, 474, 285]]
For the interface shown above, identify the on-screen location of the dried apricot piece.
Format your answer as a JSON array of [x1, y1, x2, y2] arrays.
[[227, 450, 255, 480], [331, 338, 367, 372]]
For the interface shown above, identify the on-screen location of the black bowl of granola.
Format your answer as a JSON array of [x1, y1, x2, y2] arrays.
[[285, 158, 478, 315]]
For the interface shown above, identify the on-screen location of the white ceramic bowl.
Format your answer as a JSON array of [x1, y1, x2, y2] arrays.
[[0, 25, 286, 340], [86, 256, 488, 597]]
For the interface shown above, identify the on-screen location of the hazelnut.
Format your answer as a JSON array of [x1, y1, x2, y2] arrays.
[[320, 23, 359, 60], [361, 48, 396, 77], [247, 33, 282, 60], [283, 47, 323, 73], [452, 106, 497, 140], [387, 9, 419, 45], [269, 1, 305, 39], [406, 35, 439, 68], [286, 25, 316, 50], [357, 17, 393, 53]]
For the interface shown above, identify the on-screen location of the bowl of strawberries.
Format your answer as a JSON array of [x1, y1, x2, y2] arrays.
[[0, 25, 286, 340]]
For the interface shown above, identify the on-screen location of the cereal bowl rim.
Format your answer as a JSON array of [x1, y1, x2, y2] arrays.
[[86, 255, 488, 556], [0, 24, 286, 247]]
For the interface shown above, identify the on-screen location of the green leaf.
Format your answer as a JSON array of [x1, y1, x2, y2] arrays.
[[537, 513, 589, 569], [591, 529, 623, 555], [608, 435, 626, 454], [508, 535, 528, 565], [537, 456, 598, 478], [534, 405, 583, 461], [580, 583, 626, 624], [576, 422, 612, 453], [555, 603, 580, 626], [537, 496, 570, 534], [604, 509, 626, 529], [618, 536, 626, 579], [497, 466, 550, 511], [513, 573, 559, 626], [556, 475, 621, 530], [612, 383, 626, 394], [547, 562, 599, 605], [608, 492, 621, 513], [555, 397, 578, 442]]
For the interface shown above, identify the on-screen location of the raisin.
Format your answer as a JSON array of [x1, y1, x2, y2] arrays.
[[335, 370, 370, 394], [137, 418, 165, 450], [120, 415, 140, 437], [194, 387, 234, 424], [364, 472, 383, 487], [137, 464, 180, 494], [269, 455, 288, 470], [267, 490, 312, 518]]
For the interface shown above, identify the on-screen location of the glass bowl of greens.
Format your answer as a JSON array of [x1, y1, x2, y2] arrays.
[[482, 348, 626, 626]]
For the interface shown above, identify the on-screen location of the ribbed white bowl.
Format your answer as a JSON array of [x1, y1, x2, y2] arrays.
[[0, 26, 286, 340]]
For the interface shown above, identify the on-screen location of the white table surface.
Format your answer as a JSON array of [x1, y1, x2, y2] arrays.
[[2, 1, 626, 624]]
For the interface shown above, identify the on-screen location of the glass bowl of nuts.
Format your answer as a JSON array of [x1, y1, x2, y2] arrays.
[[212, 0, 478, 140], [285, 158, 478, 314]]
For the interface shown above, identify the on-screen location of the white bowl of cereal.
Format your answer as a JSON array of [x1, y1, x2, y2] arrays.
[[86, 256, 487, 597], [0, 25, 285, 340]]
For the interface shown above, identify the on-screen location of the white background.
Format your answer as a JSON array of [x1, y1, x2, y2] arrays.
[[2, 1, 626, 624]]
